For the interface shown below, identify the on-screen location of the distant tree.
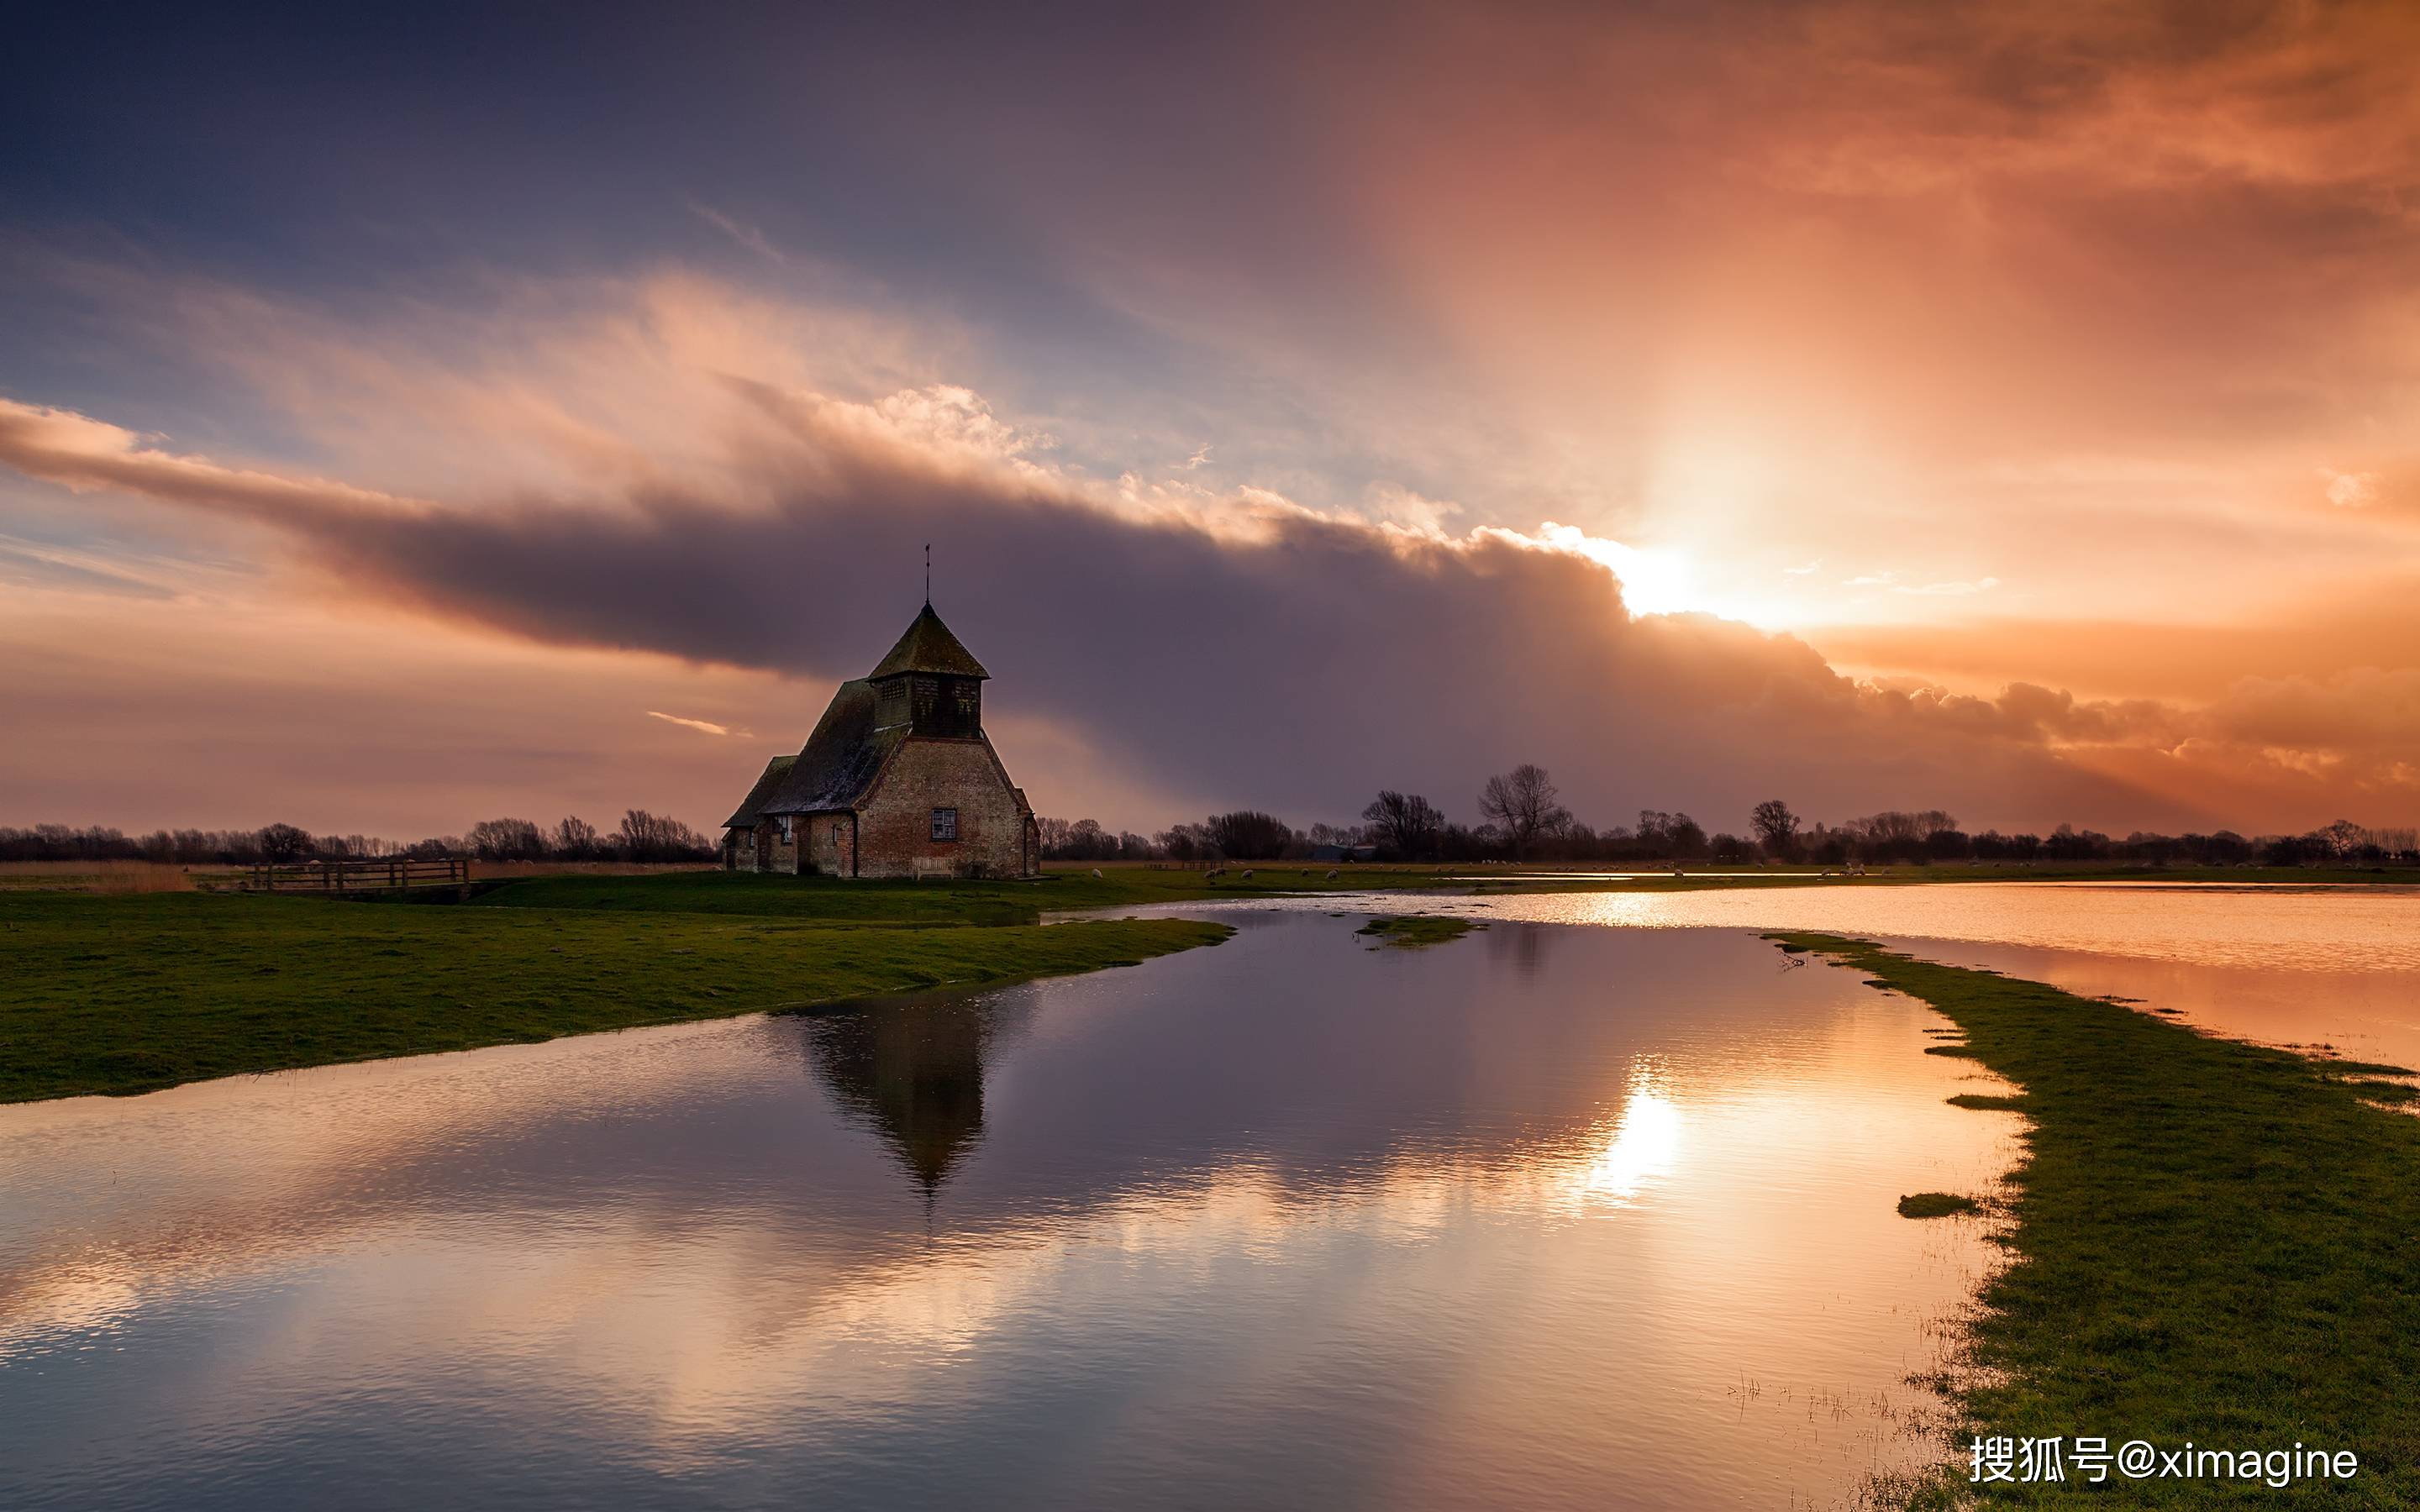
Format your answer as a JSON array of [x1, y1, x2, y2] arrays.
[[1478, 765, 1571, 859], [1925, 827, 1972, 862], [1360, 790, 1444, 858], [552, 816, 600, 858], [1842, 809, 1962, 864], [616, 809, 713, 862], [256, 822, 314, 863], [468, 817, 547, 861], [1749, 800, 1801, 858], [2316, 819, 2366, 862], [1039, 817, 1119, 862], [1155, 822, 1213, 862], [1204, 810, 1294, 860], [1710, 832, 1754, 863], [1634, 810, 1707, 858]]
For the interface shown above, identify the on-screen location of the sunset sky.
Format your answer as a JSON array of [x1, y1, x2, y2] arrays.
[[4, 1, 2417, 840]]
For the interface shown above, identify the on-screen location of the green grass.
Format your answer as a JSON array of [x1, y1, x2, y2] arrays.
[[1899, 1191, 1985, 1219], [1354, 915, 1485, 948], [0, 890, 1228, 1102], [467, 864, 1486, 921], [1770, 932, 2420, 1506]]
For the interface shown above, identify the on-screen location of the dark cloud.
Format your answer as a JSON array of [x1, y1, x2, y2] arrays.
[[0, 396, 2212, 833]]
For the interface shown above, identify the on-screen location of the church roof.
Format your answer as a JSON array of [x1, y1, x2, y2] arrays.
[[753, 678, 910, 818], [720, 754, 797, 830], [867, 604, 989, 680]]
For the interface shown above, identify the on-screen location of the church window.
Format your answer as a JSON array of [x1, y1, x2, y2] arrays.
[[931, 807, 959, 842]]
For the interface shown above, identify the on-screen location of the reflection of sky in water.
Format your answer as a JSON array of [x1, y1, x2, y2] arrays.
[[1128, 883, 2420, 1065], [0, 919, 2009, 1510]]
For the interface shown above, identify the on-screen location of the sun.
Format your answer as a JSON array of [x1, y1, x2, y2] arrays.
[[1535, 522, 1765, 623]]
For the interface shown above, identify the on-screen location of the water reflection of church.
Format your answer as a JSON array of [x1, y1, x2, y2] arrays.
[[801, 995, 1023, 1199]]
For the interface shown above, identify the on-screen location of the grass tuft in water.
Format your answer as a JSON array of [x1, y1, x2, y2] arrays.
[[1898, 1192, 1983, 1219], [1355, 916, 1484, 949]]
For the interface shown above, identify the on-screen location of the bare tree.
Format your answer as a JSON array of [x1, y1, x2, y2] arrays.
[[1360, 790, 1444, 858], [256, 822, 314, 862], [1749, 800, 1801, 858], [553, 816, 600, 858], [1204, 810, 1293, 859], [1478, 764, 1571, 859], [617, 809, 713, 862], [468, 817, 546, 861]]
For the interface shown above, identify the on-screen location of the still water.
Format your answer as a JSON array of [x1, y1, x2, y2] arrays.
[[0, 917, 2007, 1510], [1140, 882, 2420, 1068]]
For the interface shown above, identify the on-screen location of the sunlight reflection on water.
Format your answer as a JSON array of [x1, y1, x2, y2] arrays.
[[0, 918, 2010, 1511]]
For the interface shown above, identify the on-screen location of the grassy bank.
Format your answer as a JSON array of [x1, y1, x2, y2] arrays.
[[0, 890, 1227, 1103], [1770, 933, 2420, 1506]]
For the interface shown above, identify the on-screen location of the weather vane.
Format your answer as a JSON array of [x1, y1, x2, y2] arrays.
[[924, 543, 931, 606]]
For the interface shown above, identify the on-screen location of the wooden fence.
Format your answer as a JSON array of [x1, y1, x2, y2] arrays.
[[245, 856, 471, 893]]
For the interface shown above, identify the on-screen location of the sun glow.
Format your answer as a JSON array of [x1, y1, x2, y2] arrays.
[[1535, 520, 1793, 626]]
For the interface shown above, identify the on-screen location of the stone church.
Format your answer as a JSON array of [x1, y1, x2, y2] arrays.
[[721, 603, 1040, 879]]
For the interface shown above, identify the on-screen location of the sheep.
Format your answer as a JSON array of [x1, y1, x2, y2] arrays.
[[1090, 868, 1102, 879]]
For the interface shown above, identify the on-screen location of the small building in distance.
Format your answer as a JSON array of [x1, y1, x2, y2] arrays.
[[1307, 842, 1380, 864], [721, 603, 1039, 879]]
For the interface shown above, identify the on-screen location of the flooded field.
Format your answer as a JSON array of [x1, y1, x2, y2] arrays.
[[11, 880, 2414, 1509], [0, 916, 2006, 1510], [1153, 882, 2420, 1068]]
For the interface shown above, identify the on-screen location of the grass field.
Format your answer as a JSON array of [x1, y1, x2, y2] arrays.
[[1771, 933, 2420, 1507], [0, 889, 1228, 1103]]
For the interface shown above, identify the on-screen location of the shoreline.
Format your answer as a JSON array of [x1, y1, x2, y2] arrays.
[[1769, 932, 2420, 1508]]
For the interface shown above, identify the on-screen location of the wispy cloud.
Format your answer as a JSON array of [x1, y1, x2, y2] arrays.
[[647, 710, 744, 738], [689, 202, 787, 265]]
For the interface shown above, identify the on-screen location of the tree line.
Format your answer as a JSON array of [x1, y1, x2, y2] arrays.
[[0, 810, 718, 866], [1039, 767, 2420, 868]]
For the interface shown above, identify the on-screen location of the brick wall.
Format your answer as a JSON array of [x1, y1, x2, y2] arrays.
[[855, 738, 1031, 878], [805, 813, 855, 876]]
